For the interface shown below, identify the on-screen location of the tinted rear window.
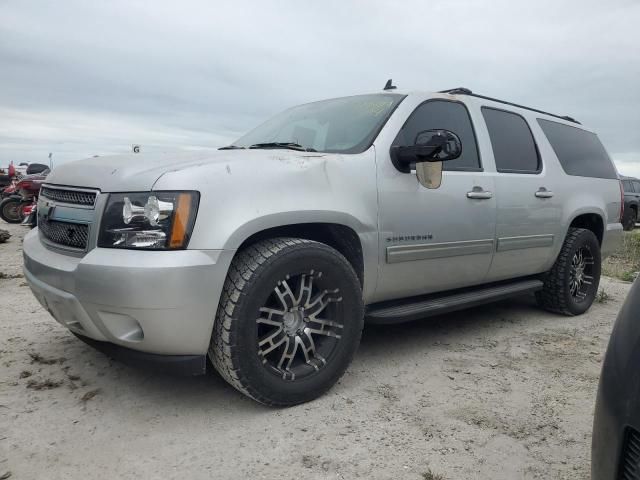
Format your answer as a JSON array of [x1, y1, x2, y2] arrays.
[[482, 107, 540, 173], [537, 119, 617, 179]]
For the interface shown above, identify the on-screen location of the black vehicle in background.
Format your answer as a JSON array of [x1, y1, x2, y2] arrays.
[[621, 176, 640, 231], [592, 278, 640, 479], [0, 167, 12, 191], [24, 163, 49, 175]]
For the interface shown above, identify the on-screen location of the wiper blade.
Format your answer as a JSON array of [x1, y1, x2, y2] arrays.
[[218, 145, 246, 150], [248, 142, 316, 152]]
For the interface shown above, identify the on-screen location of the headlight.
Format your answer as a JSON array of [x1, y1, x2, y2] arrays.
[[98, 191, 199, 250]]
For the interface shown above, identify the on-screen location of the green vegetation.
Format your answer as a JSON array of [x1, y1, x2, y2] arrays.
[[422, 469, 445, 480], [603, 230, 640, 282], [596, 289, 611, 303]]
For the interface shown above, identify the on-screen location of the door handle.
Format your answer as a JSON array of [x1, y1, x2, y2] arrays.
[[535, 188, 554, 199], [466, 188, 493, 200]]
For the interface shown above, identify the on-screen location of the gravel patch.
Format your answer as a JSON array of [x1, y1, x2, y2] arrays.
[[0, 222, 628, 479]]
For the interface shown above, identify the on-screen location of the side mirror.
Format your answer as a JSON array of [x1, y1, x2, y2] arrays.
[[390, 129, 462, 189], [390, 129, 462, 172]]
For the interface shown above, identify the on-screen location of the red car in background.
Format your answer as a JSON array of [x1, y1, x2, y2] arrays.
[[0, 164, 49, 224]]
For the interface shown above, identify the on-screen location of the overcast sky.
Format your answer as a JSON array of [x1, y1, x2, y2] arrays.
[[1, 0, 639, 175]]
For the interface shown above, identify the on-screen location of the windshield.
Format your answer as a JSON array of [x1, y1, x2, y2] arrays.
[[231, 94, 405, 154]]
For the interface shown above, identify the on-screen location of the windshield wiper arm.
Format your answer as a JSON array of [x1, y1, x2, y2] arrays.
[[248, 142, 316, 152], [218, 145, 246, 150]]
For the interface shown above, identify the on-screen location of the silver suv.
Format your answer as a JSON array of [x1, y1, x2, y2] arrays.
[[23, 85, 623, 405]]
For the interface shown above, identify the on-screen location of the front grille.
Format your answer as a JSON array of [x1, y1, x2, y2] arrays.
[[39, 220, 89, 250], [41, 187, 96, 206], [619, 427, 640, 479]]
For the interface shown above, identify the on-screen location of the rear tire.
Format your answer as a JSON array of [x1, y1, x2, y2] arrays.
[[0, 198, 24, 223], [623, 207, 636, 231], [209, 238, 364, 406], [536, 228, 601, 316]]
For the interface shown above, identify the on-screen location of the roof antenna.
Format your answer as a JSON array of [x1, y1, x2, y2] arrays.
[[383, 79, 397, 91]]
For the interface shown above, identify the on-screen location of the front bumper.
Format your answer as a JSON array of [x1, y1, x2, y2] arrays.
[[23, 228, 235, 358], [73, 333, 207, 375]]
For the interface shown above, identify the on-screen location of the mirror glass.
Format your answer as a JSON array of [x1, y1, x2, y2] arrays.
[[415, 161, 443, 189]]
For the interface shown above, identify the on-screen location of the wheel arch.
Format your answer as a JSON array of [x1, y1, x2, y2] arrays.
[[227, 214, 373, 296], [568, 212, 604, 245]]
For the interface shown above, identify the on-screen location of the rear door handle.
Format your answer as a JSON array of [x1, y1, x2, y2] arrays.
[[535, 188, 554, 198], [467, 188, 493, 200]]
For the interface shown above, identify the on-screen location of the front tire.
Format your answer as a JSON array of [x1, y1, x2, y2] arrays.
[[209, 238, 364, 406], [0, 198, 24, 223], [536, 228, 601, 315]]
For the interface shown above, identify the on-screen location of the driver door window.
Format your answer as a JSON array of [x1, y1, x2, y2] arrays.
[[393, 100, 481, 171]]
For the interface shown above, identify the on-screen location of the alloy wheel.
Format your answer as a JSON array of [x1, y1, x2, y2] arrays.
[[256, 270, 343, 381], [569, 246, 595, 302]]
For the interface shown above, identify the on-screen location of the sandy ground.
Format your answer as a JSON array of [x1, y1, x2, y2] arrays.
[[0, 221, 630, 480]]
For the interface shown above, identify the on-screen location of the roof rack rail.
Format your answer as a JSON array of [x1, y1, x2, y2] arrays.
[[439, 88, 580, 124]]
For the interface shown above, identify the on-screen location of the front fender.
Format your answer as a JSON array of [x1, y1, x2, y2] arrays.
[[152, 150, 380, 298], [153, 149, 379, 252], [221, 210, 371, 250]]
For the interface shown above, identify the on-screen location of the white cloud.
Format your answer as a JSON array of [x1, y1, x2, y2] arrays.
[[613, 152, 640, 178], [0, 107, 232, 165], [0, 0, 639, 169]]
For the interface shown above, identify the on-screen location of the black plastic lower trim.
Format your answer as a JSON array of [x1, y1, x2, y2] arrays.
[[366, 277, 543, 324], [73, 333, 207, 376]]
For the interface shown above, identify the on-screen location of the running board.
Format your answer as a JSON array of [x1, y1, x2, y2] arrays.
[[365, 279, 543, 324]]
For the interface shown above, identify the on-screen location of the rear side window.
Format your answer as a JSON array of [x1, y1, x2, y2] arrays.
[[623, 180, 634, 192], [482, 107, 540, 174], [634, 181, 640, 193], [537, 119, 618, 179], [394, 100, 481, 171]]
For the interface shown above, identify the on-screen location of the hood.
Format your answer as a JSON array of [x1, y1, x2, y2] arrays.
[[44, 150, 329, 192], [44, 151, 230, 192]]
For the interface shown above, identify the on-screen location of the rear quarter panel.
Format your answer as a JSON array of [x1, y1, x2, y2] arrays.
[[526, 115, 623, 266]]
